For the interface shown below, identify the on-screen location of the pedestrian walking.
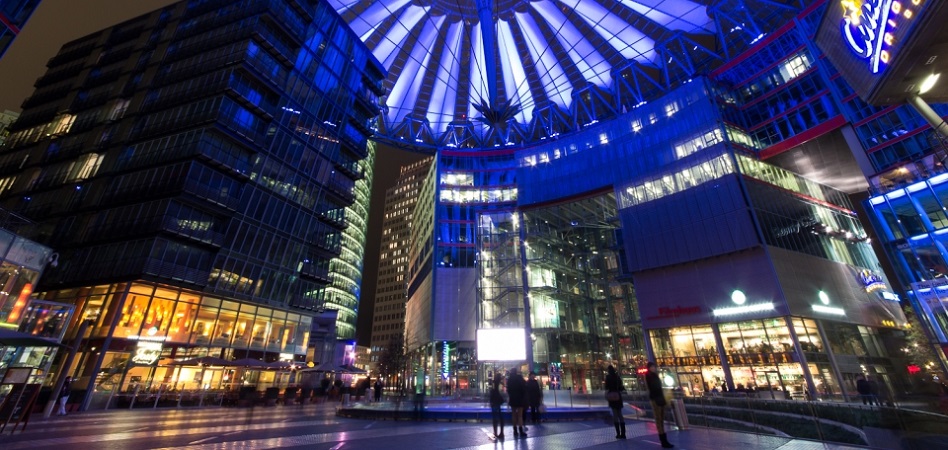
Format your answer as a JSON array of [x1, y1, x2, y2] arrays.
[[526, 371, 543, 424], [374, 379, 383, 402], [646, 362, 673, 448], [57, 376, 72, 416], [489, 373, 506, 440], [605, 365, 626, 439], [507, 368, 527, 437]]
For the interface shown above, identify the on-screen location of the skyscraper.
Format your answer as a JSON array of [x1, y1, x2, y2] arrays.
[[369, 157, 431, 372], [0, 0, 383, 404]]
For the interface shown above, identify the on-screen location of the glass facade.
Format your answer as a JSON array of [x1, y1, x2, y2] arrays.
[[867, 177, 948, 368], [0, 0, 384, 397], [0, 0, 39, 59]]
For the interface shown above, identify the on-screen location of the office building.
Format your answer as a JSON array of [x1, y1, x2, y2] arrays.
[[339, 0, 927, 399], [0, 0, 383, 401], [369, 157, 431, 375]]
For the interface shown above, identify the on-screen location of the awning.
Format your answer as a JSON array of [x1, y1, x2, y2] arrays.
[[168, 356, 232, 366]]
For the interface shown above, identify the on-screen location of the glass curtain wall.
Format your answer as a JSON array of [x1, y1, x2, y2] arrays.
[[478, 193, 643, 392]]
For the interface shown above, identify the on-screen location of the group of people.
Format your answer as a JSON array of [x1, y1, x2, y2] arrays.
[[489, 362, 674, 448], [606, 362, 674, 448], [488, 368, 543, 440]]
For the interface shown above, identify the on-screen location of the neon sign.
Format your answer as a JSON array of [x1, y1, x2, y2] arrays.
[[840, 0, 924, 74], [441, 341, 450, 379]]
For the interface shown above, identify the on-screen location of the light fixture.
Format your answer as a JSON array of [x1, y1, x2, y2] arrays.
[[731, 290, 746, 305], [818, 291, 830, 305], [919, 73, 941, 94]]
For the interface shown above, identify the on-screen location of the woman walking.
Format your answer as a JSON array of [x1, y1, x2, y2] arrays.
[[605, 365, 626, 439], [489, 373, 506, 440], [646, 362, 674, 448]]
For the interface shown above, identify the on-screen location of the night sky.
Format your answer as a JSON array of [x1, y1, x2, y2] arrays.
[[0, 0, 424, 347]]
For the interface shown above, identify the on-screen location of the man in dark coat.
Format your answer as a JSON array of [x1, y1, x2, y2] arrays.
[[646, 362, 673, 448], [526, 371, 543, 424], [507, 368, 527, 437]]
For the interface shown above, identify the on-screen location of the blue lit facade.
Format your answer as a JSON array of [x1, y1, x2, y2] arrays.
[[0, 0, 39, 59], [0, 0, 383, 400], [386, 0, 928, 400]]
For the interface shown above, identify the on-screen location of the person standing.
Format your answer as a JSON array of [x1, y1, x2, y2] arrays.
[[374, 379, 383, 402], [526, 371, 543, 425], [507, 368, 527, 437], [605, 365, 626, 439], [489, 373, 506, 440], [57, 376, 72, 416], [646, 362, 674, 448], [856, 375, 873, 405]]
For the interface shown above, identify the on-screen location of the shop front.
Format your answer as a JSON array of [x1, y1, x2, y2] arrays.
[[651, 318, 839, 399], [634, 246, 909, 402], [39, 281, 313, 408]]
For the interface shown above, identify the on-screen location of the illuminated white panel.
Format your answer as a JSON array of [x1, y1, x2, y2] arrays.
[[711, 302, 774, 316], [868, 196, 886, 205], [347, 0, 411, 38], [426, 22, 463, 130], [498, 20, 533, 123], [531, 0, 611, 87], [884, 189, 906, 200], [515, 12, 572, 107], [619, 0, 713, 32], [812, 305, 846, 315], [476, 328, 527, 361], [559, 0, 656, 62], [386, 16, 444, 125], [929, 173, 948, 185], [907, 181, 928, 193], [373, 5, 429, 70]]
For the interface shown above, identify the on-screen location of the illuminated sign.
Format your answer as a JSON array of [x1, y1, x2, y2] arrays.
[[840, 0, 924, 74], [812, 304, 847, 315], [476, 328, 526, 361], [132, 340, 163, 365], [857, 269, 887, 292], [441, 341, 450, 379], [712, 289, 774, 316], [129, 328, 165, 365], [712, 302, 775, 316]]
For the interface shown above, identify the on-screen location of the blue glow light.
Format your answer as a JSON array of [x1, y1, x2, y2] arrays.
[[337, 0, 719, 141]]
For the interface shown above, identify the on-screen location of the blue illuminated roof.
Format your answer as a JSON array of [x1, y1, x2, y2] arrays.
[[331, 0, 807, 148]]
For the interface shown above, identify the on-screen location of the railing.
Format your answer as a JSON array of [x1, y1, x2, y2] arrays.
[[622, 389, 948, 448]]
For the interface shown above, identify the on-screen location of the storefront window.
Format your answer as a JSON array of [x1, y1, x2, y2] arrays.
[[651, 329, 674, 358], [269, 310, 286, 351], [168, 298, 198, 343], [142, 296, 175, 335], [191, 297, 219, 346], [824, 323, 865, 355], [216, 301, 239, 347], [115, 293, 150, 338], [791, 318, 824, 352]]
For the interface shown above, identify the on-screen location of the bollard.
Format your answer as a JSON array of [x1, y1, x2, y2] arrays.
[[670, 398, 688, 430], [153, 384, 164, 408], [129, 384, 141, 409]]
